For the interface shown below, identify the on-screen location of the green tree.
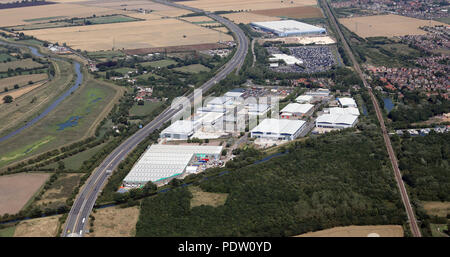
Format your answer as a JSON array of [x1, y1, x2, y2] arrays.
[[3, 95, 13, 103]]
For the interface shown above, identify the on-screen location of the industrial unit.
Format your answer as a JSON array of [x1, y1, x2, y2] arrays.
[[327, 107, 360, 116], [338, 97, 357, 108], [251, 20, 326, 37], [295, 94, 314, 104], [123, 144, 223, 186], [315, 114, 358, 129], [160, 120, 196, 140], [280, 103, 314, 119], [250, 118, 307, 141]]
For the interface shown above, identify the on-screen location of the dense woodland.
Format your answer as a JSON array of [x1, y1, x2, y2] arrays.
[[393, 132, 450, 201], [136, 128, 407, 236]]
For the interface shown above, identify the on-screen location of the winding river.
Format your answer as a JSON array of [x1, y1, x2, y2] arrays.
[[0, 41, 83, 143]]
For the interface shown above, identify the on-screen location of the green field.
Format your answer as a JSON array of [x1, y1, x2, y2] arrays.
[[85, 15, 139, 25], [34, 173, 83, 210], [0, 53, 17, 62], [430, 224, 448, 237], [141, 59, 178, 68], [0, 78, 118, 168], [173, 64, 210, 74], [23, 16, 68, 22], [0, 226, 15, 237], [129, 101, 162, 117], [86, 50, 125, 60], [434, 17, 450, 25], [113, 67, 135, 75]]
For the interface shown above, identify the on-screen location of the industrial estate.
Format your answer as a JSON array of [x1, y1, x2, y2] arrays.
[[0, 0, 448, 241]]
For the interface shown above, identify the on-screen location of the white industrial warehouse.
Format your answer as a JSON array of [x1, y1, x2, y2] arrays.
[[250, 118, 307, 141], [338, 97, 357, 108], [123, 144, 223, 186], [269, 53, 303, 65], [251, 20, 326, 37], [315, 114, 358, 129], [280, 103, 314, 119]]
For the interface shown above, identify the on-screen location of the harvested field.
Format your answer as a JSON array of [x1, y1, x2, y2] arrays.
[[339, 14, 447, 38], [0, 59, 44, 72], [14, 215, 61, 237], [295, 225, 404, 237], [181, 0, 317, 12], [124, 42, 229, 55], [0, 73, 48, 89], [24, 18, 233, 51], [0, 81, 47, 103], [422, 201, 450, 217], [251, 6, 323, 19], [222, 12, 281, 24], [190, 186, 228, 208], [0, 173, 49, 216], [87, 206, 140, 237], [0, 3, 126, 27]]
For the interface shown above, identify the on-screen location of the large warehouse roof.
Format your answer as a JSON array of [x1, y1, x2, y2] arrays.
[[328, 107, 360, 116], [338, 97, 357, 107], [269, 54, 303, 65], [123, 144, 222, 184], [251, 20, 326, 36], [281, 103, 314, 114], [316, 113, 358, 125], [161, 120, 195, 135], [251, 118, 306, 135]]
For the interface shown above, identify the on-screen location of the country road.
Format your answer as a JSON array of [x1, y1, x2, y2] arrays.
[[62, 0, 248, 237], [320, 0, 421, 237]]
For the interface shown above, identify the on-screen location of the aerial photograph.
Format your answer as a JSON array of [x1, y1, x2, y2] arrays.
[[0, 0, 448, 250]]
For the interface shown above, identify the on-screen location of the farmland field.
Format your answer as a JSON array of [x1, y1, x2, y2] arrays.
[[180, 0, 317, 12], [0, 81, 47, 102], [141, 59, 178, 68], [173, 63, 210, 74], [0, 73, 48, 89], [0, 58, 44, 72], [23, 18, 233, 51], [129, 101, 163, 117], [13, 215, 61, 237], [295, 225, 404, 237], [0, 173, 50, 216], [87, 206, 140, 237], [221, 12, 281, 24], [250, 6, 323, 19], [0, 3, 126, 27], [0, 226, 15, 237], [339, 14, 447, 38], [422, 201, 450, 218]]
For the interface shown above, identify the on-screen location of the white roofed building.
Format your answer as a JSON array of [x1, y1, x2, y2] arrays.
[[315, 114, 358, 129], [338, 97, 357, 108], [280, 103, 314, 119], [269, 54, 303, 65], [251, 20, 326, 37], [327, 107, 360, 116], [250, 118, 307, 141], [295, 95, 314, 104], [160, 120, 196, 140], [123, 144, 222, 186]]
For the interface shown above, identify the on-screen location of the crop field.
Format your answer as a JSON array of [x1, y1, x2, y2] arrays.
[[422, 201, 450, 217], [87, 206, 140, 237], [35, 173, 83, 210], [251, 6, 323, 19], [0, 53, 17, 62], [173, 63, 211, 74], [295, 225, 404, 237], [0, 3, 126, 27], [0, 78, 119, 168], [182, 16, 214, 23], [0, 81, 47, 102], [339, 14, 447, 38], [129, 101, 163, 117], [221, 12, 281, 24], [23, 18, 233, 51], [0, 173, 50, 216], [14, 215, 61, 237], [0, 73, 48, 89], [0, 58, 44, 72], [181, 0, 317, 12]]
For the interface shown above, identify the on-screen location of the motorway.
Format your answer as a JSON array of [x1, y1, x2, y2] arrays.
[[62, 0, 248, 237], [320, 0, 422, 237]]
